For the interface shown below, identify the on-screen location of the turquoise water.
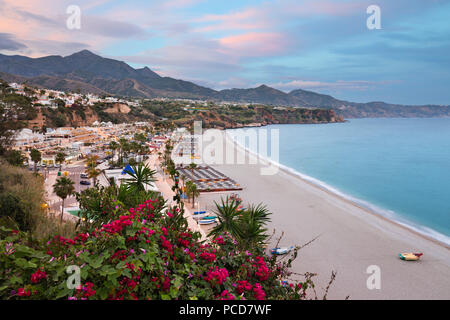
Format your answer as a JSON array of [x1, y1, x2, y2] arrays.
[[230, 118, 450, 245]]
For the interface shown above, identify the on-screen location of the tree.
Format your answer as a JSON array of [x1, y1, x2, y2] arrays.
[[134, 132, 147, 144], [130, 141, 141, 158], [0, 84, 35, 154], [109, 141, 119, 163], [30, 148, 41, 174], [85, 154, 99, 169], [4, 149, 26, 167], [55, 152, 66, 171], [185, 181, 199, 209], [119, 138, 130, 165], [23, 86, 35, 98], [53, 176, 75, 223], [188, 162, 197, 174], [124, 163, 157, 192], [87, 166, 101, 185]]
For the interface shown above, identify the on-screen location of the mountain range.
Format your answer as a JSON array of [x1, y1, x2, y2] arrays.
[[0, 50, 449, 118]]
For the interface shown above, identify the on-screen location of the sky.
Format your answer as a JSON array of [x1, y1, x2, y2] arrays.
[[0, 0, 449, 105]]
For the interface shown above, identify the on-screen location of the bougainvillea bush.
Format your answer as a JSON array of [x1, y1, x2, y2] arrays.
[[0, 199, 312, 300]]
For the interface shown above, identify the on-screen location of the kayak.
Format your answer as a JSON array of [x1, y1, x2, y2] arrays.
[[192, 212, 214, 219], [399, 253, 423, 261], [271, 246, 294, 255], [193, 215, 217, 221], [198, 218, 217, 225]]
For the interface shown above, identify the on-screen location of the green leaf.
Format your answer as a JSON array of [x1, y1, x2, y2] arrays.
[[116, 261, 126, 270], [122, 268, 132, 278], [9, 275, 22, 285], [89, 256, 104, 269], [55, 287, 72, 299]]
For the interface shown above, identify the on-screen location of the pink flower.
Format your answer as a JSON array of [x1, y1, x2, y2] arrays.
[[219, 290, 235, 300], [236, 280, 252, 294], [17, 288, 31, 297], [253, 283, 266, 300], [199, 252, 216, 262], [31, 268, 47, 284], [204, 267, 229, 286], [5, 242, 15, 255]]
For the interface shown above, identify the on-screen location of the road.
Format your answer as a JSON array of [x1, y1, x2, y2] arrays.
[[45, 162, 92, 215]]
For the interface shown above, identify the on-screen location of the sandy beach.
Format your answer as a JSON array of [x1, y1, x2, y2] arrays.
[[188, 133, 450, 300]]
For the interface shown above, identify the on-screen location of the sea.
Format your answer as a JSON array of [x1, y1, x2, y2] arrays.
[[227, 118, 450, 246]]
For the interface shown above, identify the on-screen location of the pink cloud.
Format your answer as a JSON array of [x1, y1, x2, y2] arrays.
[[194, 8, 266, 32], [194, 0, 365, 33], [219, 32, 289, 56]]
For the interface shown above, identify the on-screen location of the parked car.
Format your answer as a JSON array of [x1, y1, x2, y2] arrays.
[[80, 180, 91, 186], [80, 173, 89, 179]]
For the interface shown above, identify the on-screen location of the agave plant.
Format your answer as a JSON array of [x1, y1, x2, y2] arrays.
[[208, 196, 242, 239], [209, 197, 272, 249], [236, 204, 272, 249], [124, 163, 157, 192]]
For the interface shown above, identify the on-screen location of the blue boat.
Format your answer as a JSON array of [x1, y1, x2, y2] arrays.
[[270, 246, 294, 255], [198, 218, 217, 225]]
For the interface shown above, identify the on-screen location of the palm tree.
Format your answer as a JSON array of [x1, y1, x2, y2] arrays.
[[85, 154, 99, 169], [53, 176, 75, 223], [119, 138, 129, 165], [130, 141, 141, 161], [109, 141, 119, 163], [87, 166, 101, 185], [209, 196, 241, 238], [124, 163, 157, 192], [188, 162, 197, 174], [185, 181, 199, 208], [55, 151, 66, 171], [30, 148, 41, 174]]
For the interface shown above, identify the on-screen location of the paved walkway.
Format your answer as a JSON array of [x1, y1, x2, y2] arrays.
[[145, 154, 208, 241]]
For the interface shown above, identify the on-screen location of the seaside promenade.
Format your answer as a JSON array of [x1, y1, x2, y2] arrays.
[[145, 155, 207, 241]]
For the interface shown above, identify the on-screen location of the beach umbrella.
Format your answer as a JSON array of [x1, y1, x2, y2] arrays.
[[121, 164, 136, 175]]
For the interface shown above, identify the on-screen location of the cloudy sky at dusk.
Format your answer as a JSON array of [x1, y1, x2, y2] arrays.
[[0, 0, 449, 105]]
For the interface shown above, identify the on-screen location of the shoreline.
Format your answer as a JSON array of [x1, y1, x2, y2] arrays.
[[224, 128, 450, 248], [280, 165, 450, 250], [195, 131, 450, 299]]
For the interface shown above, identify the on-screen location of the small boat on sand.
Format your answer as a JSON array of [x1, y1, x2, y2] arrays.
[[198, 218, 217, 225], [192, 211, 215, 220], [399, 252, 423, 261], [271, 246, 294, 255], [193, 215, 217, 221]]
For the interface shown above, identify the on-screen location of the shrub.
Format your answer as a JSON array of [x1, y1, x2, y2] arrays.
[[0, 160, 76, 239], [0, 161, 44, 232], [0, 200, 311, 300]]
